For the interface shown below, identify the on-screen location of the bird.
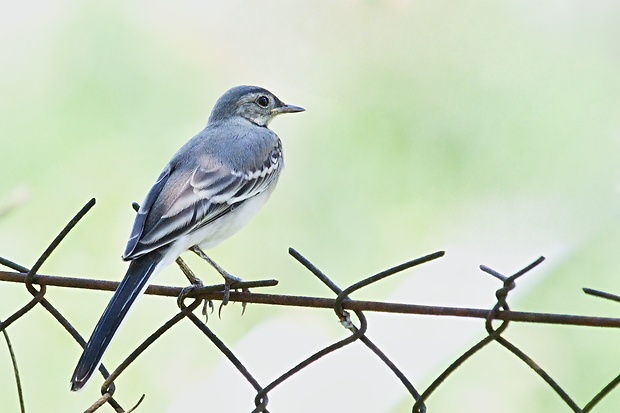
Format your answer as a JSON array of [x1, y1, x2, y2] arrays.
[[70, 85, 304, 391]]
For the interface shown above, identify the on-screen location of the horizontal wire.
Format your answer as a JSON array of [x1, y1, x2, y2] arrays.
[[1, 270, 618, 328]]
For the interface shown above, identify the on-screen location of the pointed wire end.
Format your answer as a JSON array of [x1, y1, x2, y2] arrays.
[[510, 256, 546, 280], [288, 247, 305, 263], [75, 198, 96, 220], [583, 287, 620, 303], [127, 394, 146, 413], [78, 198, 96, 219], [480, 265, 507, 281]]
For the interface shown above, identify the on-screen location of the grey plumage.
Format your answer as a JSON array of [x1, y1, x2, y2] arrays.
[[124, 119, 283, 258], [70, 85, 303, 391]]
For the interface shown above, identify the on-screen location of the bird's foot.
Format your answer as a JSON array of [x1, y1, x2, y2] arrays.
[[221, 272, 241, 305], [177, 278, 214, 319], [219, 272, 250, 318], [188, 246, 249, 317], [175, 256, 214, 318]]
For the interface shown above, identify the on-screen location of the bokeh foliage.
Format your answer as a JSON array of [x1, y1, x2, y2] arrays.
[[1, 2, 620, 412]]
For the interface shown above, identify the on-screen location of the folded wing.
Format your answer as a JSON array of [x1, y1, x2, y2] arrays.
[[123, 143, 282, 260]]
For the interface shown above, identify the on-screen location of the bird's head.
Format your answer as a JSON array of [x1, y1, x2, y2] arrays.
[[208, 85, 304, 127]]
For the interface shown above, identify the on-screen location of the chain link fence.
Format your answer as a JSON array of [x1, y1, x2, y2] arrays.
[[1, 199, 619, 412]]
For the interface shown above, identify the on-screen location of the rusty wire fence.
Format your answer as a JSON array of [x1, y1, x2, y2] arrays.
[[1, 198, 620, 412]]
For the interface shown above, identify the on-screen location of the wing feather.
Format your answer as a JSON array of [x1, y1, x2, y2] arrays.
[[123, 142, 282, 260]]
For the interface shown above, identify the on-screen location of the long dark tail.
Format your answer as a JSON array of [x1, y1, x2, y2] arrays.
[[70, 251, 163, 391]]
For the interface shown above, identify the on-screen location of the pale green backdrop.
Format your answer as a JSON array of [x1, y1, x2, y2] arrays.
[[1, 1, 620, 412]]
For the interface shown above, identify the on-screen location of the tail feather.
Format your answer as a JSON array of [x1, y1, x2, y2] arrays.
[[70, 251, 163, 391]]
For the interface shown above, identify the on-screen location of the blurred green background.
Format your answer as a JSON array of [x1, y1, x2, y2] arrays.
[[1, 1, 620, 412]]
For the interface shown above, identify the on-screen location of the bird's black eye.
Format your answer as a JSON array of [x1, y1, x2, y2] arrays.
[[256, 95, 270, 108]]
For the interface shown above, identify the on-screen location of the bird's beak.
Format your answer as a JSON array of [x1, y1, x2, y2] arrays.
[[272, 104, 305, 115]]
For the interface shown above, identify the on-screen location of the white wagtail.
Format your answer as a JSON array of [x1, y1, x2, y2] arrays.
[[70, 85, 304, 391]]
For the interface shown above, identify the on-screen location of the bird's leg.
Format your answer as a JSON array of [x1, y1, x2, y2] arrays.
[[134, 202, 212, 317], [175, 256, 213, 316], [190, 246, 244, 308]]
